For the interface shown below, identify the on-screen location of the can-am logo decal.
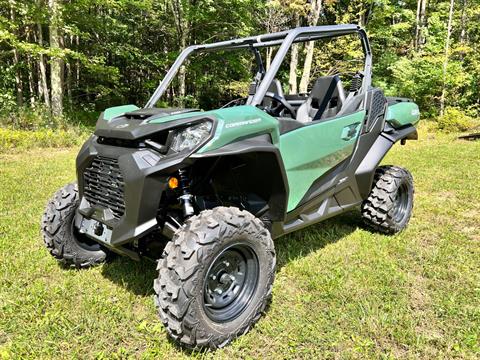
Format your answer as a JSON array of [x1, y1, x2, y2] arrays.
[[115, 124, 129, 129], [225, 118, 262, 129]]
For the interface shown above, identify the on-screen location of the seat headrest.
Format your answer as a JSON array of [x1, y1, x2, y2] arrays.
[[310, 75, 344, 102], [295, 75, 347, 123]]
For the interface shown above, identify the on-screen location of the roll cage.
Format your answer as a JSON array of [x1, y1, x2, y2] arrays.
[[145, 25, 372, 109]]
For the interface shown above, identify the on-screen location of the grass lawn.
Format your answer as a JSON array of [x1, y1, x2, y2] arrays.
[[0, 132, 479, 359]]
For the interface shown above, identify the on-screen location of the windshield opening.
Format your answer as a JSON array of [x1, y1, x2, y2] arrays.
[[149, 30, 367, 114]]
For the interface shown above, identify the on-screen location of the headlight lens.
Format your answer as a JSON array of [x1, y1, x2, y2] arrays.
[[170, 121, 212, 152]]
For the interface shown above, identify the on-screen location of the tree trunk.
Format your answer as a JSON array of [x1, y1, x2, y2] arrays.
[[420, 0, 427, 48], [460, 0, 467, 43], [170, 0, 188, 105], [75, 35, 80, 88], [28, 56, 36, 106], [415, 0, 421, 49], [288, 16, 300, 94], [460, 0, 468, 61], [299, 0, 322, 93], [26, 27, 37, 106], [289, 43, 299, 94], [459, 0, 467, 59], [48, 0, 64, 117], [299, 41, 315, 93], [66, 62, 72, 101], [415, 0, 428, 50], [37, 21, 51, 108], [64, 35, 72, 104], [440, 0, 455, 116], [358, 5, 366, 27], [9, 2, 23, 106], [13, 48, 23, 107], [178, 33, 187, 104], [266, 47, 273, 70]]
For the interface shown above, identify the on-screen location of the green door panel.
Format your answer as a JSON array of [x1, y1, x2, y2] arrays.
[[103, 105, 139, 121], [279, 111, 365, 211], [385, 102, 420, 128]]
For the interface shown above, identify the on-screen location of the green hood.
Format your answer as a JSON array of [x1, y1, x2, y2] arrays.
[[100, 104, 281, 153], [148, 105, 281, 153]]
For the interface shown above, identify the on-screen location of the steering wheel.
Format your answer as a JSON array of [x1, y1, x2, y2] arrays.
[[221, 97, 247, 108], [222, 93, 296, 118], [263, 92, 297, 117]]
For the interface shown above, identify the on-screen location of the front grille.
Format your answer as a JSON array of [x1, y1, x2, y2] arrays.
[[83, 156, 125, 219]]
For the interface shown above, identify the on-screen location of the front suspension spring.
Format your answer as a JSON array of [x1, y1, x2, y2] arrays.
[[178, 169, 195, 217]]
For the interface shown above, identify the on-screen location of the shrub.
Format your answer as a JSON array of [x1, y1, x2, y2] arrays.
[[0, 106, 98, 131], [437, 107, 478, 133], [0, 106, 97, 152], [0, 128, 88, 152], [0, 106, 65, 131]]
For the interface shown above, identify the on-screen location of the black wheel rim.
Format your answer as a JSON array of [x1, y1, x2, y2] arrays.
[[70, 218, 102, 252], [203, 243, 259, 323], [392, 182, 410, 223]]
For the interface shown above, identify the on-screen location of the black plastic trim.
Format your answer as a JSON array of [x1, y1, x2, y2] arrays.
[[95, 113, 217, 141], [191, 136, 289, 221]]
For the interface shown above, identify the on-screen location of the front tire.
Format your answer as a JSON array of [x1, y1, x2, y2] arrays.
[[154, 207, 276, 349], [41, 183, 111, 268], [361, 166, 414, 234]]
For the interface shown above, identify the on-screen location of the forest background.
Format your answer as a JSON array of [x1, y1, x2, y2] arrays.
[[1, 0, 479, 150]]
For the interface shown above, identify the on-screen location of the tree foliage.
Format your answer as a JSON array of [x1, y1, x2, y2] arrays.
[[0, 0, 479, 124]]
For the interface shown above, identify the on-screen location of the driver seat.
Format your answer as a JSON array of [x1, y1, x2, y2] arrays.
[[296, 75, 346, 123]]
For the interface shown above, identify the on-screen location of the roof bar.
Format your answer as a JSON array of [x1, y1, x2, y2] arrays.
[[146, 25, 368, 108]]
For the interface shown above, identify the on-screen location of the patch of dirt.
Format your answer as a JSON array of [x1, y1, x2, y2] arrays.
[[435, 191, 457, 200]]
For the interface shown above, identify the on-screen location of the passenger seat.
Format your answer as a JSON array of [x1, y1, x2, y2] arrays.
[[296, 75, 346, 123]]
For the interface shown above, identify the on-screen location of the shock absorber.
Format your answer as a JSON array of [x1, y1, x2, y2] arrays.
[[349, 72, 363, 93], [177, 169, 195, 217]]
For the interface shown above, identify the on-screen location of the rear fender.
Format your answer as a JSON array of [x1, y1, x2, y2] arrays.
[[385, 99, 420, 128], [355, 124, 417, 198]]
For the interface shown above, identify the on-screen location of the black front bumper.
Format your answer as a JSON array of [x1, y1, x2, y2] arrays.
[[74, 136, 189, 247]]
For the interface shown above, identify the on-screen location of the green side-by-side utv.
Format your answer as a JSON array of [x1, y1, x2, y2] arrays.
[[41, 25, 420, 349]]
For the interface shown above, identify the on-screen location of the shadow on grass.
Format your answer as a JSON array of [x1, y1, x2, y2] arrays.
[[101, 256, 157, 297], [100, 209, 362, 297], [275, 209, 362, 270]]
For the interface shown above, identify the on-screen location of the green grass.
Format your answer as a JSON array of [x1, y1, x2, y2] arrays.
[[0, 132, 479, 359]]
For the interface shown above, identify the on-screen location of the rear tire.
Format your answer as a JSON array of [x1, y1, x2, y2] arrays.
[[41, 183, 111, 268], [361, 166, 414, 234], [154, 207, 276, 349]]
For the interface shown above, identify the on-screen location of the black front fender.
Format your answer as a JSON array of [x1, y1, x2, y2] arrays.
[[191, 135, 289, 221]]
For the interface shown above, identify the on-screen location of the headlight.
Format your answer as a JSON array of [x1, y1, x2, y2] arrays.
[[170, 121, 212, 152]]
